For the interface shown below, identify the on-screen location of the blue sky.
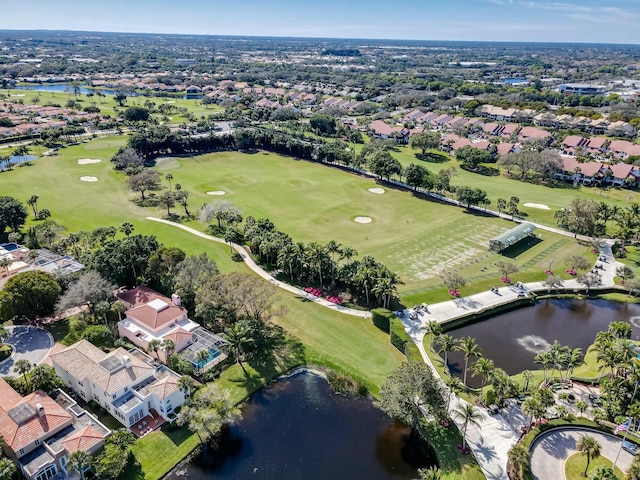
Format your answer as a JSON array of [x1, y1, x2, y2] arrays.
[[0, 0, 639, 44]]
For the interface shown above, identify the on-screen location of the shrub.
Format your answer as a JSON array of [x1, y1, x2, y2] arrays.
[[371, 308, 394, 333], [326, 370, 369, 397], [390, 317, 422, 361]]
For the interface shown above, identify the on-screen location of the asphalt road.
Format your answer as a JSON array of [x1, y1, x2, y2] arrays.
[[0, 325, 54, 377], [530, 427, 634, 479]]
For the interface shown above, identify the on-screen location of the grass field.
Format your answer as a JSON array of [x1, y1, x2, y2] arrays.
[[565, 453, 623, 479], [0, 137, 404, 392], [389, 145, 638, 227], [1, 87, 223, 124], [152, 151, 593, 302]]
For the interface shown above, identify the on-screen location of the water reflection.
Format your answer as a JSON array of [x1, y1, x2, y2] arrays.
[[166, 372, 437, 480], [445, 299, 640, 388]]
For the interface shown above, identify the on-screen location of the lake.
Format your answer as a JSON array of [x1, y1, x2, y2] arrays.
[[444, 298, 640, 386], [167, 372, 437, 480]]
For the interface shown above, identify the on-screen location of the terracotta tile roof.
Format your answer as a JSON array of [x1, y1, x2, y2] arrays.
[[588, 137, 608, 149], [163, 328, 192, 345], [578, 162, 603, 177], [519, 126, 551, 140], [118, 286, 187, 330], [0, 378, 23, 413], [60, 425, 104, 454], [117, 286, 170, 309], [0, 388, 72, 454], [50, 340, 154, 395], [609, 163, 634, 179], [497, 143, 515, 155], [145, 376, 179, 399], [562, 135, 587, 148], [42, 342, 67, 367]]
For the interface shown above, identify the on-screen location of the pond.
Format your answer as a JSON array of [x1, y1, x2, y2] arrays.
[[166, 372, 437, 480], [444, 298, 640, 387], [0, 155, 38, 170]]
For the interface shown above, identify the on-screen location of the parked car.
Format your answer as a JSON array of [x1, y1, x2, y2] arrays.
[[622, 440, 639, 456]]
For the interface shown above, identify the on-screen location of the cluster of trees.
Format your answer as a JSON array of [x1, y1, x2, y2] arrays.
[[238, 215, 401, 308], [498, 149, 563, 183]]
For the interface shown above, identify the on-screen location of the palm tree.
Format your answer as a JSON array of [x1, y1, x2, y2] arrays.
[[165, 173, 173, 192], [178, 375, 193, 399], [446, 376, 465, 411], [534, 349, 553, 385], [471, 357, 495, 403], [575, 400, 588, 418], [417, 466, 442, 480], [436, 333, 456, 369], [148, 339, 162, 359], [340, 246, 357, 263], [576, 435, 601, 477], [277, 244, 299, 281], [354, 263, 375, 305], [325, 240, 342, 278], [67, 450, 91, 480], [120, 222, 134, 236], [195, 349, 210, 374], [522, 370, 534, 393], [626, 458, 640, 480], [305, 242, 328, 287], [372, 271, 402, 309], [224, 320, 256, 373], [0, 256, 11, 277], [496, 197, 507, 214], [27, 194, 39, 218], [163, 339, 175, 357], [522, 397, 545, 426], [507, 444, 529, 480], [14, 359, 32, 390], [455, 337, 482, 388], [452, 403, 485, 451]]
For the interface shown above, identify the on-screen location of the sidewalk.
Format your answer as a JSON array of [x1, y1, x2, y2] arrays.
[[403, 242, 621, 480], [146, 217, 370, 317]]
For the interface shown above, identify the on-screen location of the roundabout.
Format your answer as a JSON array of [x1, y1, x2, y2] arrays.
[[0, 325, 54, 377], [530, 427, 634, 479]]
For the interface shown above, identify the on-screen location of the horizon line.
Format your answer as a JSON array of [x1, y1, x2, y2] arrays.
[[0, 28, 639, 47]]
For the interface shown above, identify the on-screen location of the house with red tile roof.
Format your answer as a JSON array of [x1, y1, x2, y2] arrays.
[[556, 157, 640, 187], [50, 339, 185, 429], [609, 140, 640, 159], [518, 126, 552, 145], [0, 379, 109, 480], [369, 120, 409, 143], [116, 286, 198, 362]]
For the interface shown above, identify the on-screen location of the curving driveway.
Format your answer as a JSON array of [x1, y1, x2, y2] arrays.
[[0, 325, 54, 377], [530, 427, 634, 479]]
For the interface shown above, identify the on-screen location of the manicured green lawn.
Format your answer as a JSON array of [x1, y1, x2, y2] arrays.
[[391, 145, 639, 227], [128, 427, 200, 480], [152, 151, 592, 302], [421, 422, 485, 480], [565, 452, 623, 479], [1, 87, 222, 123]]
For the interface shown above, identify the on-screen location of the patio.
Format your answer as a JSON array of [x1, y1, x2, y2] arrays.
[[131, 408, 166, 438]]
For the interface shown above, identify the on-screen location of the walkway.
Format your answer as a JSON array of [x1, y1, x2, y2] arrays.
[[403, 242, 621, 480], [530, 428, 633, 479], [146, 217, 369, 317], [146, 217, 625, 479]]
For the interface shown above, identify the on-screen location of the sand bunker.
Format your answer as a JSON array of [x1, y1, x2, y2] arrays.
[[77, 158, 102, 165], [368, 187, 385, 195], [354, 216, 372, 224], [206, 191, 226, 196], [80, 176, 98, 182], [523, 203, 550, 210], [10, 94, 25, 97]]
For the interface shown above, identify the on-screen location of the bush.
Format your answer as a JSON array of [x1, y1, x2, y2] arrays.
[[390, 317, 422, 361], [326, 370, 369, 397], [371, 308, 394, 333]]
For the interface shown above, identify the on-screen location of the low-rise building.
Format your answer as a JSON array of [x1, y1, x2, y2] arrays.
[[50, 340, 185, 430], [0, 379, 110, 480]]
